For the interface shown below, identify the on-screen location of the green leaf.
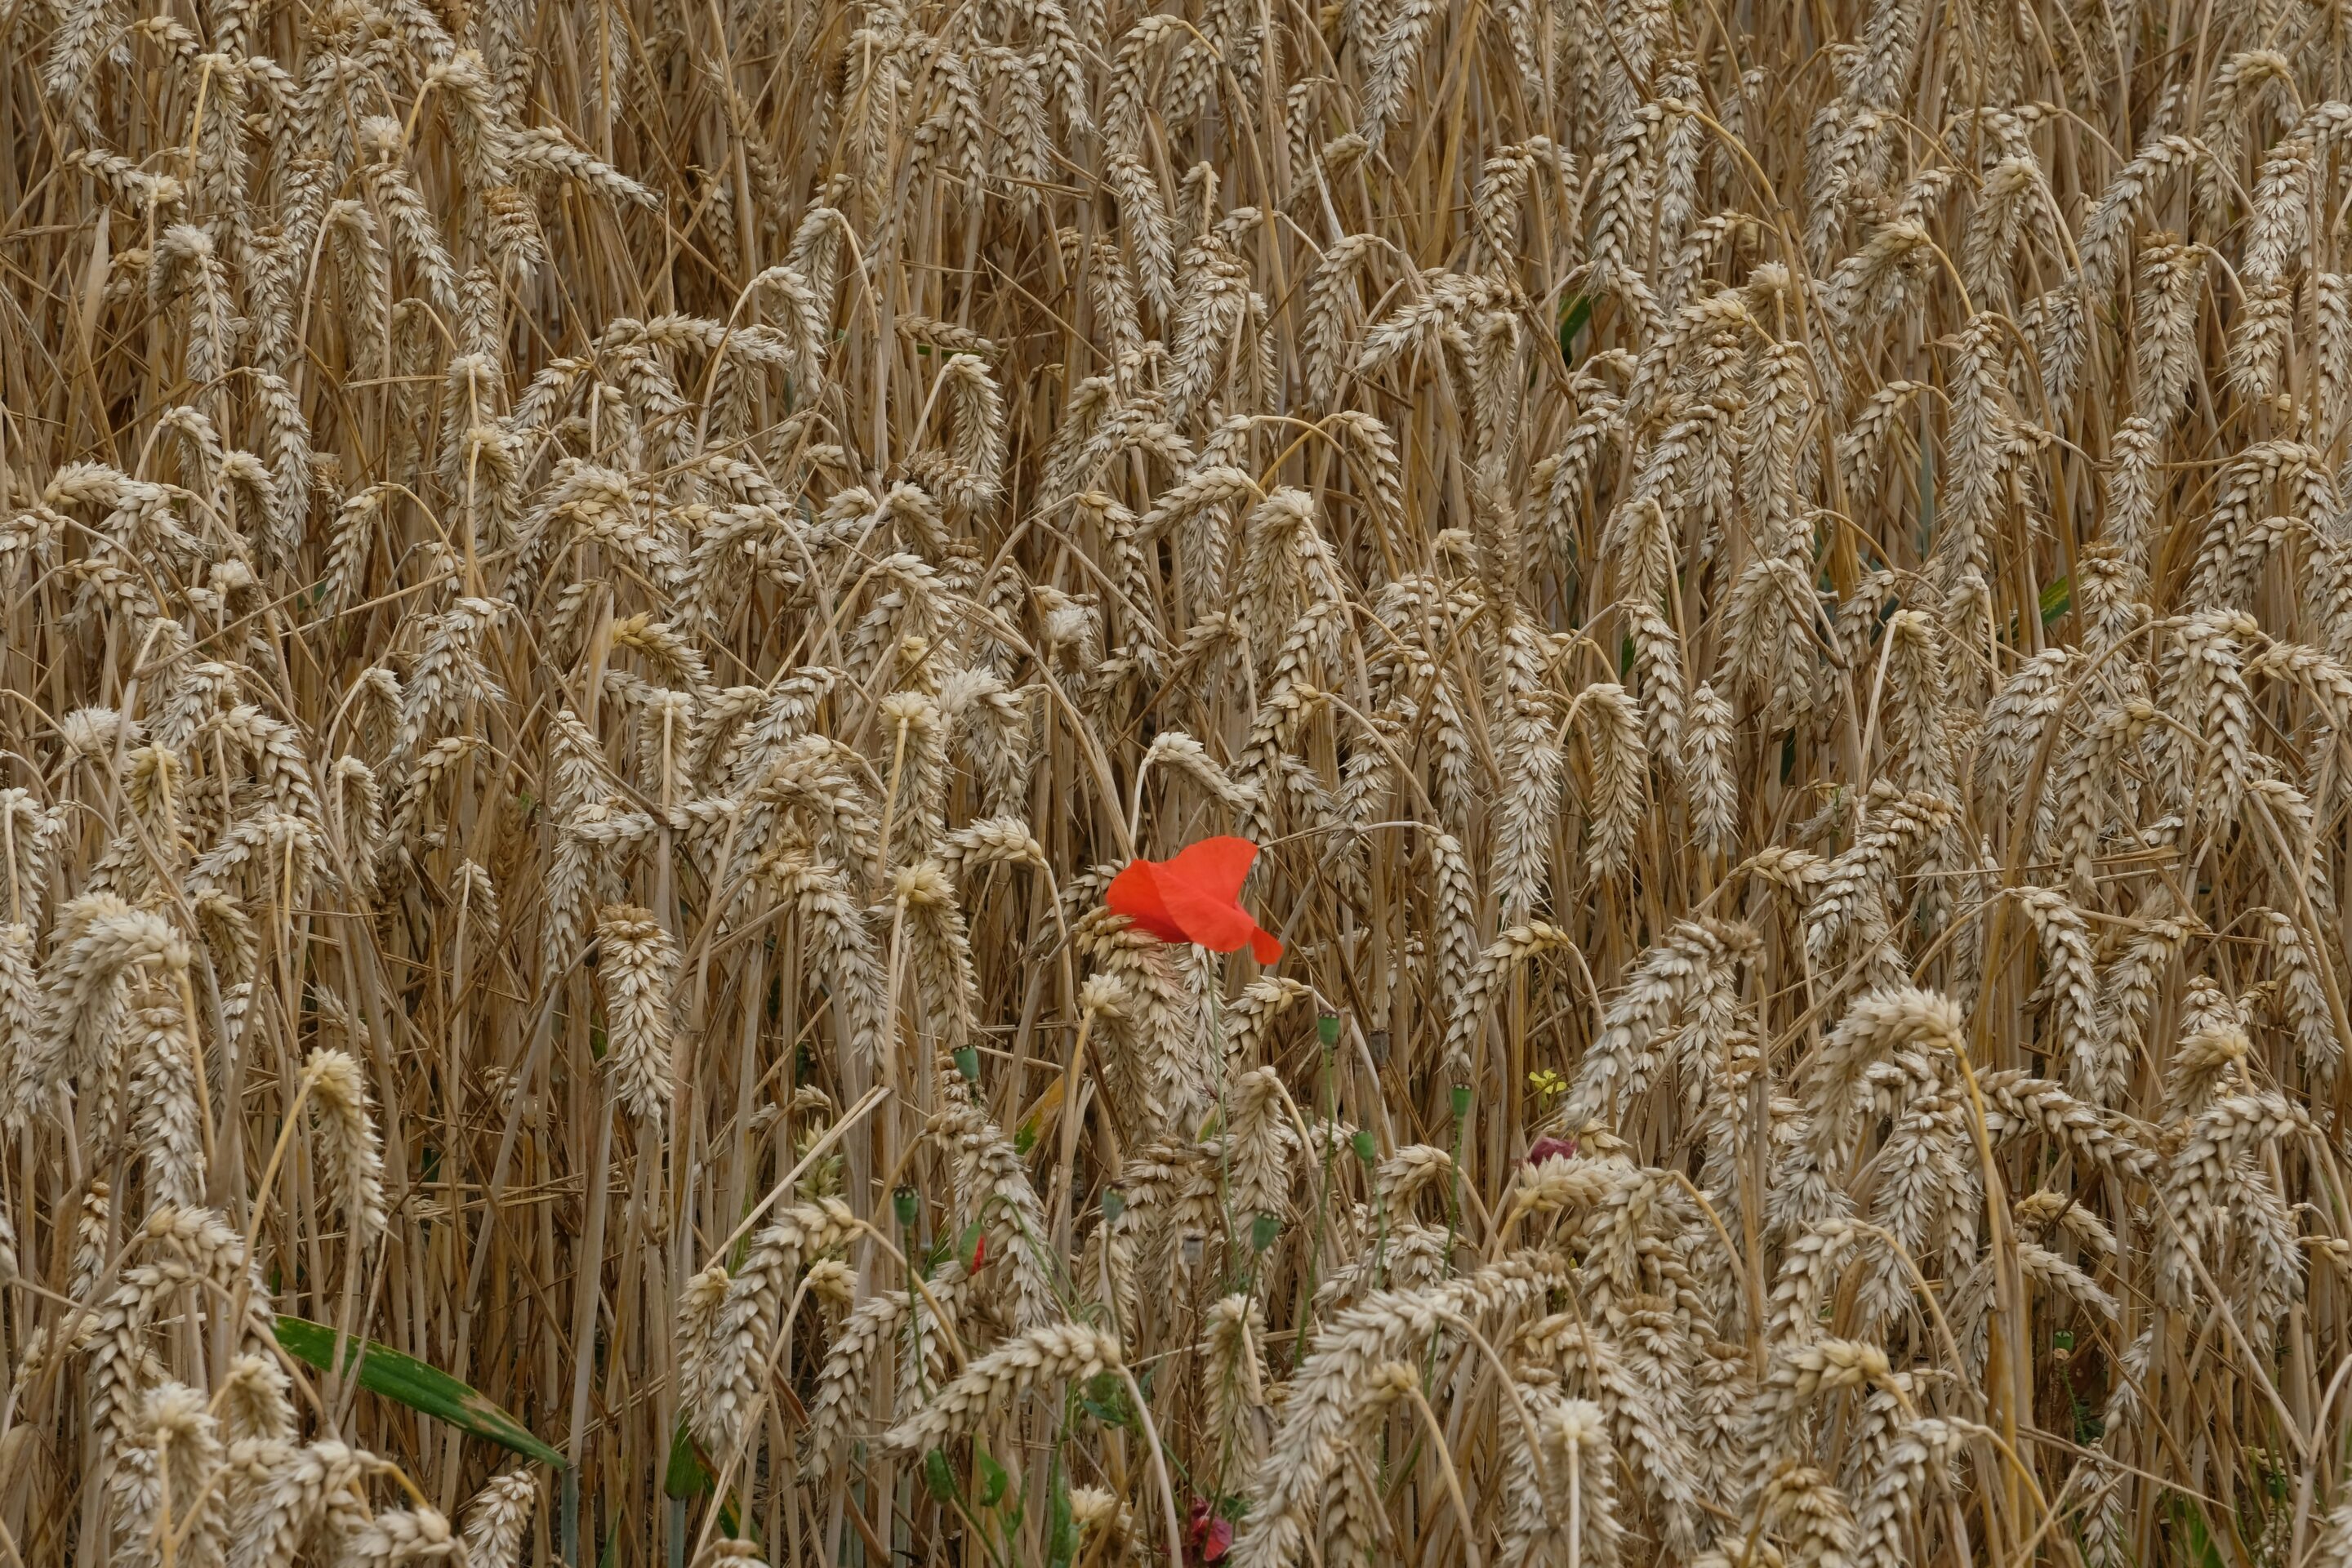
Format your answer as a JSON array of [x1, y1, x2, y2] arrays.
[[1557, 293, 1593, 363], [2170, 1495, 2225, 1568], [664, 1420, 711, 1499], [663, 1421, 751, 1535], [1014, 1120, 1038, 1156], [2039, 573, 2071, 625], [274, 1315, 565, 1468], [924, 1448, 960, 1503], [1080, 1370, 1133, 1429], [977, 1448, 1010, 1508], [1047, 1467, 1077, 1568]]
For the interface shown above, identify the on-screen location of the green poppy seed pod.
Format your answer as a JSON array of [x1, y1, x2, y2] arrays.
[[953, 1045, 980, 1084], [1351, 1128, 1377, 1167], [893, 1184, 920, 1230], [1450, 1084, 1472, 1121], [1251, 1211, 1281, 1251], [1316, 1012, 1341, 1047], [1101, 1187, 1125, 1223]]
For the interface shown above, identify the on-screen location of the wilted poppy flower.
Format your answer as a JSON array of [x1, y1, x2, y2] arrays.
[[1106, 836, 1282, 964], [1526, 1134, 1579, 1164], [1187, 1499, 1233, 1564]]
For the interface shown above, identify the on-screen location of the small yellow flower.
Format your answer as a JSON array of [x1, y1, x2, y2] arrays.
[[1527, 1068, 1566, 1107]]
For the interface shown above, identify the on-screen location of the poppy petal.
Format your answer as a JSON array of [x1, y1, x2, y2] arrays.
[[1155, 838, 1268, 953], [1158, 876, 1261, 952], [1161, 836, 1258, 902], [1156, 841, 1270, 949], [1104, 860, 1185, 943], [1106, 837, 1280, 961]]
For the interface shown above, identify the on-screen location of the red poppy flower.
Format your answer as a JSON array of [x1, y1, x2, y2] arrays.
[[1105, 836, 1282, 964], [1527, 1134, 1579, 1165]]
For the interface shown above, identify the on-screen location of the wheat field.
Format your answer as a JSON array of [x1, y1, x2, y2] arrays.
[[2, 0, 2351, 1561]]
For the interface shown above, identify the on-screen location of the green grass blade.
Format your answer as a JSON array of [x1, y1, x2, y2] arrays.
[[274, 1314, 566, 1468], [1557, 292, 1592, 364]]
